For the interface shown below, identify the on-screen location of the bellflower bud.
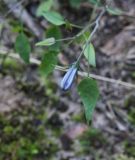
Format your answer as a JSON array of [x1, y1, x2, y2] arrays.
[[60, 65, 78, 91]]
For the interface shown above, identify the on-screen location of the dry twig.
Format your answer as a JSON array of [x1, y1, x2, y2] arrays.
[[3, 0, 43, 38], [0, 50, 135, 89]]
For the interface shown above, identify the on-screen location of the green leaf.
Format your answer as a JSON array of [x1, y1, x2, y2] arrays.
[[88, 0, 102, 6], [69, 0, 82, 8], [4, 126, 14, 134], [78, 78, 99, 123], [0, 23, 3, 35], [35, 37, 55, 46], [15, 33, 31, 63], [42, 11, 65, 26], [107, 7, 123, 15], [76, 31, 90, 44], [46, 26, 62, 51], [40, 51, 58, 76], [83, 43, 96, 67], [36, 0, 53, 16]]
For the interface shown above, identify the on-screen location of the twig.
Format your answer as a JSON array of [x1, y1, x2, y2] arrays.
[[81, 1, 135, 20], [55, 65, 135, 89], [3, 0, 43, 38], [0, 51, 135, 89], [76, 9, 105, 64], [3, 0, 25, 19], [80, 72, 135, 89]]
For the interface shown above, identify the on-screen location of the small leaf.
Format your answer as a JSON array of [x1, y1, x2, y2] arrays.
[[78, 78, 99, 123], [36, 0, 53, 16], [35, 37, 55, 46], [88, 0, 102, 6], [15, 33, 31, 63], [46, 26, 62, 51], [69, 0, 82, 8], [65, 20, 73, 30], [107, 7, 123, 15], [42, 11, 65, 26], [40, 51, 58, 76], [83, 43, 96, 67], [76, 31, 90, 44]]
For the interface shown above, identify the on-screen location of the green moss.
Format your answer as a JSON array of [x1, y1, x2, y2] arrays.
[[78, 128, 107, 154], [1, 57, 24, 71], [131, 72, 135, 79], [40, 76, 58, 98], [0, 106, 59, 160], [124, 141, 135, 158], [114, 154, 134, 160], [128, 108, 135, 125], [124, 96, 135, 108], [71, 112, 85, 122], [124, 96, 135, 126]]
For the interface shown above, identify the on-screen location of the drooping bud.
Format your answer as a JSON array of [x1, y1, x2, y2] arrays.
[[60, 65, 78, 91]]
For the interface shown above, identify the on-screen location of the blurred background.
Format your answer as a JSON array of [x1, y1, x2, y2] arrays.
[[0, 0, 135, 159]]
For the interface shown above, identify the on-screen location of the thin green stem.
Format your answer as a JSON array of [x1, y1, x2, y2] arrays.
[[57, 21, 96, 50], [87, 0, 99, 76], [56, 21, 96, 43], [75, 9, 105, 67], [70, 23, 83, 29]]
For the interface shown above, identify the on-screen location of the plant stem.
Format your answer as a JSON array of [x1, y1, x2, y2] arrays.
[[0, 51, 135, 89], [75, 9, 105, 66]]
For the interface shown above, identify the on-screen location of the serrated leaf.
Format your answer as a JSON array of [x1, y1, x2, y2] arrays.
[[36, 0, 53, 16], [42, 11, 65, 26], [35, 37, 55, 46], [83, 43, 96, 67], [40, 51, 58, 76], [46, 26, 62, 51], [78, 78, 99, 123], [15, 33, 31, 63], [107, 7, 123, 15]]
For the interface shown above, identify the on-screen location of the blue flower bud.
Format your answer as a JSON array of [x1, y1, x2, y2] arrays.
[[61, 65, 78, 90]]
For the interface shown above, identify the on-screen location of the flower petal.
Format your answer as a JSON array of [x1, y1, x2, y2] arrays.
[[61, 65, 78, 90]]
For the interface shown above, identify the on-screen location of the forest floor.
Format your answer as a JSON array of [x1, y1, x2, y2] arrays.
[[0, 0, 135, 160]]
